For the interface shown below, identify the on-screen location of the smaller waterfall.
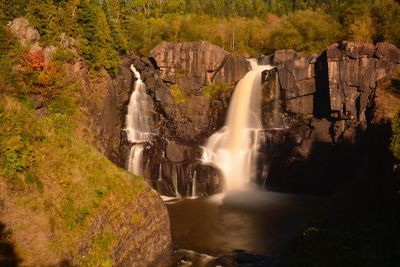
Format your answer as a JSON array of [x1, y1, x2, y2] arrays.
[[158, 164, 163, 181], [125, 65, 152, 176], [172, 165, 181, 197], [192, 171, 197, 198], [128, 144, 144, 176]]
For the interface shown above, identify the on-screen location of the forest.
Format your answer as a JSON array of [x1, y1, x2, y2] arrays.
[[1, 0, 400, 76]]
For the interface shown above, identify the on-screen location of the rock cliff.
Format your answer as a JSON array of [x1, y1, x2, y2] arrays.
[[260, 41, 400, 193], [116, 41, 400, 196]]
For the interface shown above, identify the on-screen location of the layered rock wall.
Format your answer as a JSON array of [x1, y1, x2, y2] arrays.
[[262, 42, 400, 193], [127, 42, 249, 196], [127, 41, 400, 195]]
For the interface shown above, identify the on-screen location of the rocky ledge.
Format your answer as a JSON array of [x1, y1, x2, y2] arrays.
[[119, 41, 399, 195]]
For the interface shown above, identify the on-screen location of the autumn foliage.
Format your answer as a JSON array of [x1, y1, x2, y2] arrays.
[[24, 50, 46, 70]]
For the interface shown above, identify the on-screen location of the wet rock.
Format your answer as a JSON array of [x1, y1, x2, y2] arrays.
[[166, 141, 187, 162]]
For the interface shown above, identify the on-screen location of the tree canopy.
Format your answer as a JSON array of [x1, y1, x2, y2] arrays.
[[1, 0, 399, 74]]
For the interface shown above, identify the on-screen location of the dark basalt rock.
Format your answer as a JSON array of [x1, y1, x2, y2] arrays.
[[88, 40, 400, 196], [261, 42, 400, 194]]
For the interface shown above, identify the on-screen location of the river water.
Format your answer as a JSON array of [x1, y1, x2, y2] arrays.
[[166, 190, 324, 266]]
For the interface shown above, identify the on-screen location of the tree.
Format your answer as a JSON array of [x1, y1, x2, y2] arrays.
[[266, 10, 343, 54], [76, 0, 119, 76]]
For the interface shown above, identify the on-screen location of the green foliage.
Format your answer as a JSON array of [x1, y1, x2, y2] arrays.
[[25, 0, 57, 45], [0, 24, 23, 92], [48, 91, 77, 116], [371, 0, 400, 46], [0, 101, 37, 187], [53, 48, 76, 64], [281, 223, 397, 267], [266, 10, 343, 54], [202, 83, 231, 98], [0, 0, 27, 22], [76, 0, 120, 76], [81, 231, 115, 267], [343, 3, 375, 43], [391, 112, 400, 160], [0, 96, 147, 262], [170, 84, 187, 104]]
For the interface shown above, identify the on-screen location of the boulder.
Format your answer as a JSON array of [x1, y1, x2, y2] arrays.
[[8, 17, 40, 45], [166, 141, 187, 162], [342, 41, 375, 59], [375, 42, 400, 63], [150, 41, 248, 84]]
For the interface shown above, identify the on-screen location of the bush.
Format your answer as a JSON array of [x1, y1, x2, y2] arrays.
[[391, 112, 400, 160], [170, 84, 187, 104], [266, 10, 343, 54]]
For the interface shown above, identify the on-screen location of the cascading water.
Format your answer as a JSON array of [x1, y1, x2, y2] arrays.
[[126, 65, 152, 176], [192, 171, 197, 198], [201, 59, 274, 192]]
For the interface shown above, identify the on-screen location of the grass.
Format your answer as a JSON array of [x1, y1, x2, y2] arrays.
[[170, 84, 187, 104], [0, 96, 147, 265], [202, 82, 232, 98]]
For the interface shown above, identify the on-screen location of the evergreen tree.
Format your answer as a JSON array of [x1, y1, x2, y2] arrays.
[[76, 0, 119, 76]]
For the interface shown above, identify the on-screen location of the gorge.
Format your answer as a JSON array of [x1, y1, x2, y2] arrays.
[[117, 39, 400, 265], [2, 15, 400, 267]]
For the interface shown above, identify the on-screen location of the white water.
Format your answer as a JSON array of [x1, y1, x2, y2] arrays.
[[192, 171, 197, 198], [201, 59, 274, 192], [172, 164, 181, 197], [126, 65, 152, 176]]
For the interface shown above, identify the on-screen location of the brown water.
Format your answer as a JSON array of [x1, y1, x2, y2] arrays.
[[166, 190, 324, 259]]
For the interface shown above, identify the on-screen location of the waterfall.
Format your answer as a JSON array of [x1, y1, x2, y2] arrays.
[[192, 171, 197, 198], [201, 59, 274, 192], [158, 164, 163, 181], [128, 144, 144, 176], [125, 65, 152, 176], [172, 164, 181, 197]]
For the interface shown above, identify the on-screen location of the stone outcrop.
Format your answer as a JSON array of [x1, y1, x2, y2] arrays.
[[66, 58, 135, 166], [75, 188, 171, 267], [117, 41, 400, 196], [260, 41, 400, 193], [119, 42, 249, 197], [150, 41, 249, 85]]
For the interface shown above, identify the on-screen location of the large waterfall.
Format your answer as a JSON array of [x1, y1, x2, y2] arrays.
[[201, 59, 274, 192], [126, 65, 152, 176]]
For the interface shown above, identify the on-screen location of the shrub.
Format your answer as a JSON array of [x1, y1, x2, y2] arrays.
[[391, 112, 400, 160], [170, 84, 187, 104], [266, 10, 343, 54]]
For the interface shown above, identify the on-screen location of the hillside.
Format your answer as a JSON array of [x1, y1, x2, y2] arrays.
[[0, 17, 171, 267]]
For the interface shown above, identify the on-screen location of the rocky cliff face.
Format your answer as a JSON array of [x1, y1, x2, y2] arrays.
[[121, 42, 250, 196], [259, 41, 400, 193], [115, 41, 399, 196]]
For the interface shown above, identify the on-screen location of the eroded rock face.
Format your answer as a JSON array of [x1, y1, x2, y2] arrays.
[[116, 41, 400, 195], [150, 41, 249, 85], [76, 188, 171, 267], [261, 41, 400, 194], [116, 42, 251, 197]]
